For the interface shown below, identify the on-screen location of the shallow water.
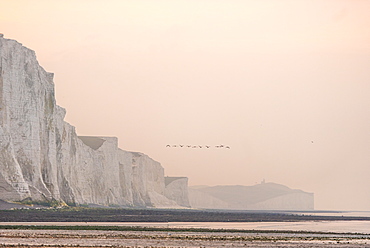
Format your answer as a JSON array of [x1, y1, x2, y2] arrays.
[[1, 220, 370, 234]]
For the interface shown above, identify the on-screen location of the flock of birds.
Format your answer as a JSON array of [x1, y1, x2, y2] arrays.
[[166, 144, 231, 149]]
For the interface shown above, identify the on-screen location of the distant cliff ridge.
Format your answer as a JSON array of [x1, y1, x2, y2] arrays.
[[189, 182, 314, 210], [0, 35, 188, 207]]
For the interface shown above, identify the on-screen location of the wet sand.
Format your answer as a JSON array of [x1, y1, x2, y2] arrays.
[[0, 228, 369, 247], [2, 220, 370, 233]]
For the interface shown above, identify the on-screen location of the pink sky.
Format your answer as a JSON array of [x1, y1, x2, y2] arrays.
[[1, 0, 370, 210]]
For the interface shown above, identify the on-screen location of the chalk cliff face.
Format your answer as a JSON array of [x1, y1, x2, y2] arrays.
[[164, 177, 190, 207], [0, 35, 185, 207]]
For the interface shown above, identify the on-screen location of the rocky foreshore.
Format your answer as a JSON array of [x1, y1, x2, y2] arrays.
[[0, 228, 369, 247]]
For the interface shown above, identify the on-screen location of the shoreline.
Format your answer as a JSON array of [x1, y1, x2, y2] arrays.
[[0, 223, 369, 235]]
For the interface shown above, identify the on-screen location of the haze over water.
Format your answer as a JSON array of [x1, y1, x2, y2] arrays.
[[1, 0, 370, 211]]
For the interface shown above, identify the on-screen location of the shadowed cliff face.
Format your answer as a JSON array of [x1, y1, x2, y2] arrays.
[[0, 36, 189, 207], [164, 177, 190, 207]]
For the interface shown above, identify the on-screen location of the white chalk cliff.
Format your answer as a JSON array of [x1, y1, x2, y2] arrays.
[[0, 35, 187, 207], [164, 177, 190, 207]]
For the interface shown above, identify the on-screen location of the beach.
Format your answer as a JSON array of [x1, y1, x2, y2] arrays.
[[1, 226, 370, 248]]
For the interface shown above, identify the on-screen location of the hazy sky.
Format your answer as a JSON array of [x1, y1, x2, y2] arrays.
[[1, 0, 370, 210]]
